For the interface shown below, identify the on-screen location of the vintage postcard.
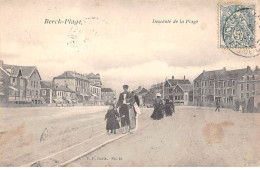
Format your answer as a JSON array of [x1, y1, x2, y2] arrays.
[[0, 0, 260, 167]]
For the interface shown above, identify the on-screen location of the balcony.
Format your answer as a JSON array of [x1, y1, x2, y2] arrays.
[[9, 96, 32, 102]]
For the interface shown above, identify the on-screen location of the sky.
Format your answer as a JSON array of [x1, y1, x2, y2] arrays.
[[0, 0, 259, 93]]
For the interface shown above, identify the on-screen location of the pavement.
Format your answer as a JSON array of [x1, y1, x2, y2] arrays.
[[0, 106, 260, 167]]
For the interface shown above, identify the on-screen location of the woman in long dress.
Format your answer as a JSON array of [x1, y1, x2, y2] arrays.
[[165, 99, 173, 116], [128, 92, 137, 129], [151, 93, 164, 120]]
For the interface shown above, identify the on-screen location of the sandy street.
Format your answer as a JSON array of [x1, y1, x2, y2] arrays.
[[0, 106, 260, 167], [68, 106, 260, 167]]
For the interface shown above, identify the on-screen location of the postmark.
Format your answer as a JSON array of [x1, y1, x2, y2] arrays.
[[218, 3, 260, 58]]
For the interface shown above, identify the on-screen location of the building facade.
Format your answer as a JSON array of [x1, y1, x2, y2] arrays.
[[172, 84, 193, 105], [53, 71, 91, 104], [101, 88, 115, 105], [194, 66, 260, 112], [164, 76, 191, 102], [193, 68, 225, 107], [0, 60, 43, 105]]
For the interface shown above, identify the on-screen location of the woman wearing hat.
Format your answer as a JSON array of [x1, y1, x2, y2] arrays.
[[151, 93, 164, 120]]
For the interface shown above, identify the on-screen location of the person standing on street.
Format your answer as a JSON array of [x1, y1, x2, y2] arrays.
[[116, 85, 131, 134], [151, 93, 164, 120], [215, 99, 220, 112]]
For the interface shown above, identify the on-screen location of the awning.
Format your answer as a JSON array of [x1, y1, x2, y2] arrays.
[[9, 86, 18, 91]]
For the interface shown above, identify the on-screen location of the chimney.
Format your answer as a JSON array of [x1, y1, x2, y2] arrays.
[[184, 75, 186, 80], [223, 67, 226, 71], [255, 66, 259, 72], [203, 70, 206, 73], [172, 75, 174, 79], [247, 66, 251, 73]]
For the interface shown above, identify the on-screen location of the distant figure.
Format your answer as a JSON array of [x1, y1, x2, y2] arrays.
[[134, 93, 140, 107], [165, 99, 173, 116], [116, 85, 131, 134], [215, 100, 220, 112], [105, 104, 120, 134], [151, 93, 164, 120], [170, 99, 175, 113]]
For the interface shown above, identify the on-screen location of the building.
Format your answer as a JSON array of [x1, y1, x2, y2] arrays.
[[164, 75, 191, 102], [214, 67, 248, 108], [0, 60, 43, 105], [149, 82, 164, 100], [172, 84, 193, 105], [101, 88, 115, 105], [40, 81, 76, 106], [89, 84, 102, 105], [194, 66, 260, 112], [133, 86, 149, 106], [85, 73, 102, 87], [193, 68, 225, 106], [40, 81, 53, 104], [236, 66, 260, 112], [53, 71, 91, 104]]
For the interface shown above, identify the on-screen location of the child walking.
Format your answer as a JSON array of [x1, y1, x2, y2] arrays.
[[105, 104, 120, 134]]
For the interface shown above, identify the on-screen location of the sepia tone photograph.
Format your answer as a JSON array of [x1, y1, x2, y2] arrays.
[[0, 0, 260, 167]]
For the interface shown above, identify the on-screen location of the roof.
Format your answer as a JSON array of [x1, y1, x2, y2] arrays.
[[101, 88, 113, 92], [40, 81, 53, 88], [217, 68, 248, 80], [85, 72, 100, 79], [53, 85, 75, 93], [178, 84, 193, 92], [54, 71, 89, 81], [194, 69, 225, 82], [1, 63, 40, 79], [166, 79, 191, 86], [139, 88, 149, 94]]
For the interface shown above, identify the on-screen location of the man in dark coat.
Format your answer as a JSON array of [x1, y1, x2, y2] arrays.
[[215, 99, 220, 112], [116, 85, 130, 133]]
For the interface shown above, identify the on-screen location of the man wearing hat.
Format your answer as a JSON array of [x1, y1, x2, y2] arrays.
[[116, 85, 131, 133]]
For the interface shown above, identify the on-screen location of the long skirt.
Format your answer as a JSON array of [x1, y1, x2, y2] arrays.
[[165, 104, 173, 116], [151, 105, 164, 120], [129, 107, 136, 129]]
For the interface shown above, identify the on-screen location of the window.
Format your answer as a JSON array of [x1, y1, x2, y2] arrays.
[[10, 78, 16, 85], [241, 84, 243, 90], [246, 84, 249, 91], [209, 80, 212, 86], [224, 81, 226, 87], [42, 90, 46, 96], [241, 93, 243, 98], [223, 89, 226, 95], [205, 81, 207, 86], [233, 89, 235, 95], [247, 76, 249, 80], [232, 80, 235, 86], [253, 83, 255, 90], [36, 90, 38, 96], [246, 93, 249, 98], [252, 92, 255, 96]]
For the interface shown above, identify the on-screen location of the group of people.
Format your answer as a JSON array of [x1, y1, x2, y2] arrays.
[[105, 85, 141, 134], [151, 93, 175, 120]]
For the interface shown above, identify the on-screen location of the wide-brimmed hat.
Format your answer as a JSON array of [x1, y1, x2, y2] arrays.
[[156, 93, 161, 97]]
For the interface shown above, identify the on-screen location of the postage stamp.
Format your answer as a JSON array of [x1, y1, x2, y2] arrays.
[[219, 4, 255, 48]]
